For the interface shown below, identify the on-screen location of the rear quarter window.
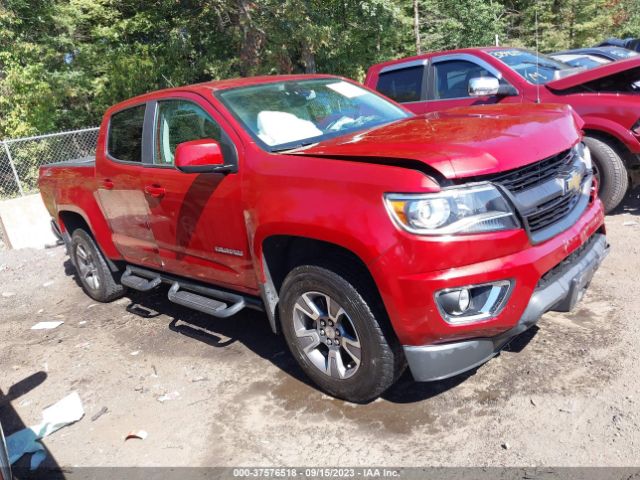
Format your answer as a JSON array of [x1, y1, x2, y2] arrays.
[[107, 105, 146, 162], [376, 66, 424, 103]]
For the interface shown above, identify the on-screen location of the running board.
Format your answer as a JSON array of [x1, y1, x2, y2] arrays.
[[121, 267, 162, 291], [120, 265, 262, 318], [168, 283, 245, 318]]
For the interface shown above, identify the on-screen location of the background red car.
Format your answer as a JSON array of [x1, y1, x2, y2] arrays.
[[365, 47, 640, 212]]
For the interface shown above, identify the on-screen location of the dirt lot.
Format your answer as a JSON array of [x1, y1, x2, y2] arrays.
[[1, 191, 640, 469]]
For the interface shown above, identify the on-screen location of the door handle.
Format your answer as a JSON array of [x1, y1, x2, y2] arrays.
[[102, 179, 114, 190], [144, 184, 166, 198]]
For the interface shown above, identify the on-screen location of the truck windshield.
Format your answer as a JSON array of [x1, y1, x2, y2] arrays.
[[217, 79, 409, 151], [489, 49, 574, 85]]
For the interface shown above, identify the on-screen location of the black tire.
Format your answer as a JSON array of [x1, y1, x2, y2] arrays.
[[279, 264, 404, 403], [583, 136, 628, 213], [70, 229, 126, 302]]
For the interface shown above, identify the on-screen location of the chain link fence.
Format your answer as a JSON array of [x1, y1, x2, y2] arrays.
[[0, 127, 99, 199]]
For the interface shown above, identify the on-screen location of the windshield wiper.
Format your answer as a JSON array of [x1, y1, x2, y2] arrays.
[[271, 141, 317, 153]]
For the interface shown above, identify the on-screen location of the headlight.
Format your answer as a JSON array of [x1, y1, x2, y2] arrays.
[[385, 183, 519, 235], [574, 142, 592, 171]]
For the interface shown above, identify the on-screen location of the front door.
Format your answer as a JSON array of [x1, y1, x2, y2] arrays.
[[140, 94, 255, 291], [423, 57, 521, 114]]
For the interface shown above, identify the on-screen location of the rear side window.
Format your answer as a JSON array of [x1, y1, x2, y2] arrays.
[[107, 105, 146, 162], [377, 66, 424, 103]]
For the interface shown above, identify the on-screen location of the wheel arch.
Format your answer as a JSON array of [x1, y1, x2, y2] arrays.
[[259, 235, 386, 335], [58, 209, 120, 272], [58, 210, 92, 236], [583, 128, 633, 164], [581, 115, 639, 161]]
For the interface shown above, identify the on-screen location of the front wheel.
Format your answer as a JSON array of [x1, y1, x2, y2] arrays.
[[279, 265, 404, 403], [71, 229, 126, 302], [583, 136, 629, 213]]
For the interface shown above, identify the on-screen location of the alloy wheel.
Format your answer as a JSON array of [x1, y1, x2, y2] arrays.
[[75, 243, 101, 290], [292, 291, 362, 380]]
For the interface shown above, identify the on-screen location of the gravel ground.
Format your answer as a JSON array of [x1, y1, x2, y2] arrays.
[[1, 190, 639, 470]]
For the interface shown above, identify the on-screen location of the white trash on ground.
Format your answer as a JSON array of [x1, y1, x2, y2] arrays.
[[31, 321, 64, 330], [157, 391, 180, 402], [6, 391, 84, 469]]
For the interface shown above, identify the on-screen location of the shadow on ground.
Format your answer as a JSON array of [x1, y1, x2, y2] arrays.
[[610, 186, 640, 216], [0, 371, 67, 479], [66, 271, 535, 405]]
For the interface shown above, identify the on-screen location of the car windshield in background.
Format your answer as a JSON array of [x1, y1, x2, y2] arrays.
[[489, 49, 574, 84], [603, 46, 639, 59], [217, 79, 409, 151], [551, 54, 609, 69]]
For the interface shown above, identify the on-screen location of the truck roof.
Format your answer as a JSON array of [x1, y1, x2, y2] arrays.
[[367, 47, 501, 73], [107, 74, 341, 114]]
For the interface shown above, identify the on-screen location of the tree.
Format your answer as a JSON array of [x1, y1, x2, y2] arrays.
[[505, 0, 615, 51], [1, 0, 639, 139], [416, 0, 506, 51]]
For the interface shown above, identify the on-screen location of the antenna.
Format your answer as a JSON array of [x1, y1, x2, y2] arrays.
[[535, 9, 540, 103], [162, 74, 175, 88]]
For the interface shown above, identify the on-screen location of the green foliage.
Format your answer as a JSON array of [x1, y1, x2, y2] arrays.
[[418, 0, 506, 50], [610, 0, 640, 37], [505, 0, 615, 51], [0, 0, 638, 139]]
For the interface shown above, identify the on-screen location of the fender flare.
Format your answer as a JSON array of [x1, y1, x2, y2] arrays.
[[581, 116, 640, 155]]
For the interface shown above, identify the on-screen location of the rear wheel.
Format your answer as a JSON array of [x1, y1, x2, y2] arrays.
[[71, 229, 125, 302], [279, 265, 404, 403], [584, 136, 628, 213]]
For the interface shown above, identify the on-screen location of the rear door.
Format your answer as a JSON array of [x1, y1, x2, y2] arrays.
[[139, 93, 255, 291], [96, 103, 162, 268], [375, 61, 431, 114]]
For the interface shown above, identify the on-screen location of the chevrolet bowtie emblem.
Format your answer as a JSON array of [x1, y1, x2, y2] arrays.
[[565, 171, 582, 193]]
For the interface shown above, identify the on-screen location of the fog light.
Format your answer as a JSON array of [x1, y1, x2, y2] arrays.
[[458, 288, 470, 311], [435, 280, 513, 325]]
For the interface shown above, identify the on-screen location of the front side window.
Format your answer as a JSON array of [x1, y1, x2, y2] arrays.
[[377, 66, 424, 103], [217, 79, 409, 151], [107, 105, 146, 162], [489, 48, 573, 85], [154, 100, 227, 165], [432, 60, 501, 99]]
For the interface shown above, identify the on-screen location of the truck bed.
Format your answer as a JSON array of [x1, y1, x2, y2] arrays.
[[39, 157, 98, 225]]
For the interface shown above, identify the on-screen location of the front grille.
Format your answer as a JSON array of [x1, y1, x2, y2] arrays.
[[489, 149, 573, 193], [480, 147, 589, 243], [527, 189, 581, 233]]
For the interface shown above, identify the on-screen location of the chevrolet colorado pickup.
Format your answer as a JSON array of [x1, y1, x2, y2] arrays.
[[365, 47, 640, 212], [39, 75, 607, 402]]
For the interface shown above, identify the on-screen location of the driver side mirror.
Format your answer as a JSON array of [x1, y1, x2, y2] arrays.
[[468, 77, 517, 97], [175, 139, 234, 174]]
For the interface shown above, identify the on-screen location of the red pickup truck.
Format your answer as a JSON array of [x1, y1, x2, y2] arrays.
[[39, 74, 607, 402], [365, 47, 640, 212]]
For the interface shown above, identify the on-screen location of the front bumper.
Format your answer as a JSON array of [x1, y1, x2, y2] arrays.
[[404, 233, 609, 382]]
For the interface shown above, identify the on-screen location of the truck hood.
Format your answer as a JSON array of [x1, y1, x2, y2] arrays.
[[286, 104, 580, 179], [546, 55, 640, 91]]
